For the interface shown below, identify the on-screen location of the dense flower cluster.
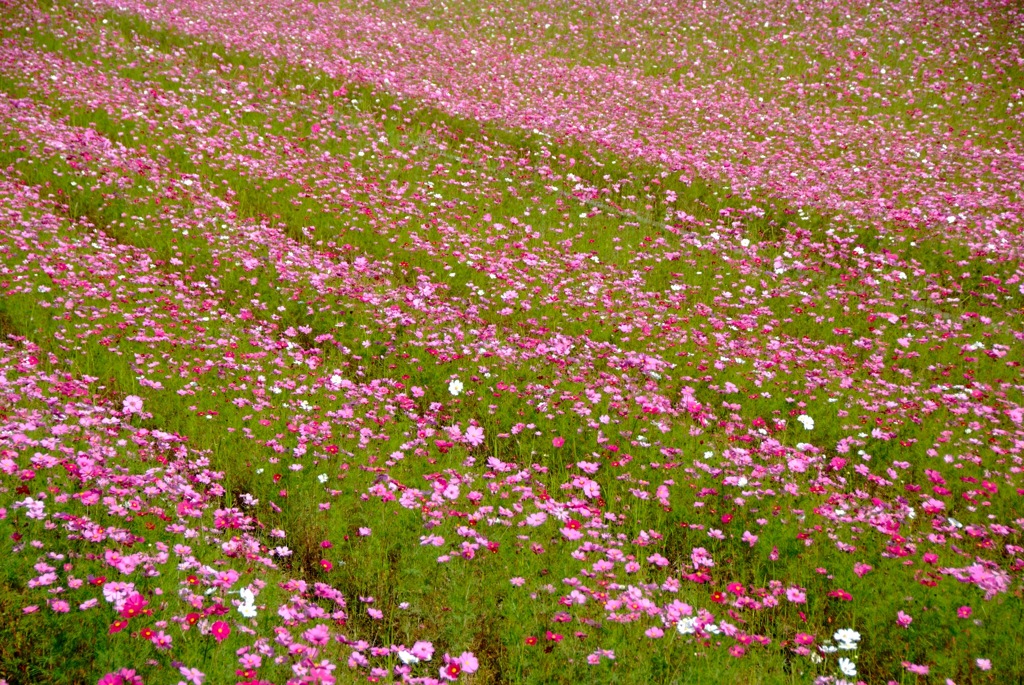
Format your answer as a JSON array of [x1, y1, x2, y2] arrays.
[[0, 0, 1021, 683]]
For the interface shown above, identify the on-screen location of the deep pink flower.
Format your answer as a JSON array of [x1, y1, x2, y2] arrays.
[[211, 620, 231, 642]]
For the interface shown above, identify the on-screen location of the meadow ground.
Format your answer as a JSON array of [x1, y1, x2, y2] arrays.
[[0, 0, 1022, 683]]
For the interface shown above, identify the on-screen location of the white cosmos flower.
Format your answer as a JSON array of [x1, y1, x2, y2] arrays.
[[318, 473, 329, 484], [448, 379, 464, 396], [838, 657, 857, 677], [833, 628, 861, 649], [677, 617, 697, 635], [397, 651, 419, 665], [238, 587, 258, 617], [796, 414, 814, 430]]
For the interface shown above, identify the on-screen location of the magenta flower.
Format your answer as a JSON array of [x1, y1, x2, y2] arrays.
[[211, 620, 231, 642]]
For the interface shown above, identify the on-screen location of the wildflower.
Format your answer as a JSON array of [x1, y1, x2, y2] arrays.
[[303, 624, 330, 645], [902, 662, 929, 675], [120, 594, 148, 619], [238, 587, 258, 618], [838, 657, 857, 677], [122, 395, 144, 415], [151, 631, 172, 650], [853, 563, 873, 577], [178, 666, 205, 685], [677, 617, 698, 635], [552, 436, 565, 448], [896, 611, 912, 628], [786, 587, 806, 604], [525, 636, 538, 645], [957, 606, 972, 619], [977, 658, 992, 671], [833, 628, 860, 650], [448, 379, 464, 396], [211, 621, 231, 642], [796, 414, 814, 430], [409, 641, 434, 661]]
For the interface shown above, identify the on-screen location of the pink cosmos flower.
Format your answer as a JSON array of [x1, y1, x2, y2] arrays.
[[977, 658, 992, 671], [211, 621, 231, 642], [303, 624, 331, 645], [896, 611, 913, 628], [178, 666, 204, 685], [853, 563, 873, 577], [902, 662, 929, 675], [151, 631, 172, 650], [785, 588, 806, 604], [122, 395, 144, 415], [409, 641, 434, 661], [957, 606, 973, 619], [552, 436, 565, 448]]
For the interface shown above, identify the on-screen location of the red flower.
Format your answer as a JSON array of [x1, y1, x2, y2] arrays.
[[186, 613, 200, 626], [525, 636, 538, 646], [109, 619, 129, 634], [711, 591, 727, 604]]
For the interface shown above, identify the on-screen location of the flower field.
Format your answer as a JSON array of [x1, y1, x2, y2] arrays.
[[0, 0, 1022, 682]]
